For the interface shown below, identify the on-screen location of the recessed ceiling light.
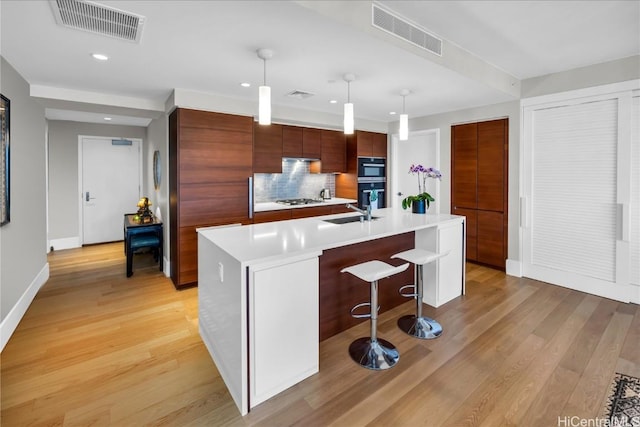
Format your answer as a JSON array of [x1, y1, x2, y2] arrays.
[[104, 117, 112, 121], [389, 111, 397, 115], [329, 100, 337, 104], [92, 53, 109, 61], [240, 82, 251, 87]]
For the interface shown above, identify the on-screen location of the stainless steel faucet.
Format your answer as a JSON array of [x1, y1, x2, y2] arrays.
[[345, 203, 372, 221]]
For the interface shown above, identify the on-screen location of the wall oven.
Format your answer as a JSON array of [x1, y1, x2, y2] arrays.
[[357, 157, 386, 179], [358, 178, 386, 209]]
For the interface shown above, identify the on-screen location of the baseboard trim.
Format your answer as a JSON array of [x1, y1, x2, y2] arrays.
[[49, 237, 81, 251], [506, 259, 522, 277], [0, 262, 49, 352]]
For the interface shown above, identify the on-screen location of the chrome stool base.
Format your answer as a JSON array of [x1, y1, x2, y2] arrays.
[[398, 315, 442, 339], [349, 337, 399, 370]]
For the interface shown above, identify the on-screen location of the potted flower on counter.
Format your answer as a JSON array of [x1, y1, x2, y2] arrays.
[[401, 164, 442, 214]]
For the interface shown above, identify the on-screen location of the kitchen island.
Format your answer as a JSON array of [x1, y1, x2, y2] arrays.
[[197, 207, 465, 415]]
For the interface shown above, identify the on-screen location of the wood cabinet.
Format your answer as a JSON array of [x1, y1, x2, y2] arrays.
[[290, 205, 332, 219], [253, 210, 292, 224], [282, 126, 322, 159], [254, 205, 341, 224], [312, 130, 345, 173], [253, 123, 283, 173], [169, 108, 253, 288], [355, 130, 387, 158], [451, 118, 508, 270], [336, 130, 387, 201]]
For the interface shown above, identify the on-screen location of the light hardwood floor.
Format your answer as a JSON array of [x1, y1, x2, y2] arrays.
[[1, 242, 638, 426]]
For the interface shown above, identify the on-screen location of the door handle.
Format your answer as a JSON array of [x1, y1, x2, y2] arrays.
[[85, 191, 96, 202], [397, 192, 403, 196]]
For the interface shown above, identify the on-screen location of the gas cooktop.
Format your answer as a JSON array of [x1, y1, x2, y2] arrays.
[[275, 198, 325, 206]]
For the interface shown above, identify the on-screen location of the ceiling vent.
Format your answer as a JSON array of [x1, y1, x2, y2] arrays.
[[372, 3, 442, 56], [286, 90, 315, 100], [49, 0, 145, 43]]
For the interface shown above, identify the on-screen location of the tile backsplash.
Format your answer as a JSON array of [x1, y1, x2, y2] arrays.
[[254, 159, 335, 202]]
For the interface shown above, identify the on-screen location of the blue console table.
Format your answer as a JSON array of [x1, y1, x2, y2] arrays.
[[124, 214, 163, 277]]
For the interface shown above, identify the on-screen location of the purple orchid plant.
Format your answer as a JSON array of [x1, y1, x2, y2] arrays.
[[402, 164, 442, 210]]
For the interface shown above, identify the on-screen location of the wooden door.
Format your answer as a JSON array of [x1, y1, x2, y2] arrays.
[[320, 130, 345, 173], [254, 123, 282, 173], [371, 132, 387, 158], [356, 131, 373, 157], [452, 123, 477, 210], [477, 120, 505, 212], [302, 128, 322, 159], [282, 126, 302, 158]]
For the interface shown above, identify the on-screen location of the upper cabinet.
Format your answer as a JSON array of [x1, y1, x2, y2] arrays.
[[282, 126, 322, 159], [302, 128, 322, 159], [317, 129, 346, 173], [355, 130, 387, 158], [254, 123, 283, 173]]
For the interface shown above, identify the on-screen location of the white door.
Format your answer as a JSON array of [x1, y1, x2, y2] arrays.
[[521, 88, 639, 303], [391, 129, 440, 212], [81, 136, 141, 244]]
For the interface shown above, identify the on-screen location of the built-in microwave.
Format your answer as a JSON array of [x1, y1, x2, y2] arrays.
[[357, 157, 386, 179]]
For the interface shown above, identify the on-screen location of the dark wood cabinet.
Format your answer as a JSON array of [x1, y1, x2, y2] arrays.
[[290, 205, 332, 219], [336, 130, 387, 201], [451, 118, 508, 270], [169, 108, 253, 288], [312, 129, 345, 173], [355, 130, 387, 158], [302, 128, 322, 159], [253, 123, 283, 173], [282, 126, 322, 159], [253, 209, 292, 224]]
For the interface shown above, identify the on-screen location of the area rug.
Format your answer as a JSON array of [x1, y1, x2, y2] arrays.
[[601, 372, 640, 425]]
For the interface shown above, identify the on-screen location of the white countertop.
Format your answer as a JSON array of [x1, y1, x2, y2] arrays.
[[198, 207, 464, 266], [254, 197, 357, 212]]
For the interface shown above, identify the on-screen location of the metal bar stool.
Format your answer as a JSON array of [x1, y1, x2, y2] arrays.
[[391, 249, 450, 339], [341, 260, 409, 370]]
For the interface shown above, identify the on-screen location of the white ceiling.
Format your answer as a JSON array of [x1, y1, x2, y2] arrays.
[[1, 0, 638, 127]]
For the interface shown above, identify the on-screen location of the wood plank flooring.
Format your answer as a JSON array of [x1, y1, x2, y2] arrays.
[[1, 242, 638, 426]]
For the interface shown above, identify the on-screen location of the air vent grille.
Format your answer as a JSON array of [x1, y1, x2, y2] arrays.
[[286, 90, 315, 100], [372, 4, 442, 56], [50, 0, 145, 43]]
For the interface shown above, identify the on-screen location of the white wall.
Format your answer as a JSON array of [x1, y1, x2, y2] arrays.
[[47, 121, 146, 247], [0, 57, 48, 348], [144, 114, 169, 272], [522, 56, 640, 98]]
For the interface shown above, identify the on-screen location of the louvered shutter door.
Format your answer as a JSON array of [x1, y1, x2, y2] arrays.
[[531, 99, 618, 282], [630, 96, 640, 286]]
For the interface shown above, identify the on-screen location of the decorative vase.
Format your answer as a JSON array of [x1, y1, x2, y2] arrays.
[[412, 199, 426, 214]]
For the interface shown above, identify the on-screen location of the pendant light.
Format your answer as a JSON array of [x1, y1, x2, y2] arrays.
[[257, 48, 274, 125], [399, 89, 410, 141], [343, 73, 355, 135]]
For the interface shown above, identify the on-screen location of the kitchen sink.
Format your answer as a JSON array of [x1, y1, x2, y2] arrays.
[[322, 216, 379, 225]]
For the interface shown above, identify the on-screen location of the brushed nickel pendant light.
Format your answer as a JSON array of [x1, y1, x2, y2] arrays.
[[257, 48, 273, 125], [343, 73, 355, 135], [399, 89, 410, 141]]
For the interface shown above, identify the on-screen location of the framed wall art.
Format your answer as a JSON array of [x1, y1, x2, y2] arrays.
[[1, 94, 9, 226]]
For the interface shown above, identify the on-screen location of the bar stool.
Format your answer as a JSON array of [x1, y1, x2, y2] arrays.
[[391, 249, 450, 339], [341, 260, 410, 370]]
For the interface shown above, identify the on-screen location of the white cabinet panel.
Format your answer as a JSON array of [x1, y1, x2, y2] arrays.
[[250, 258, 319, 407]]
